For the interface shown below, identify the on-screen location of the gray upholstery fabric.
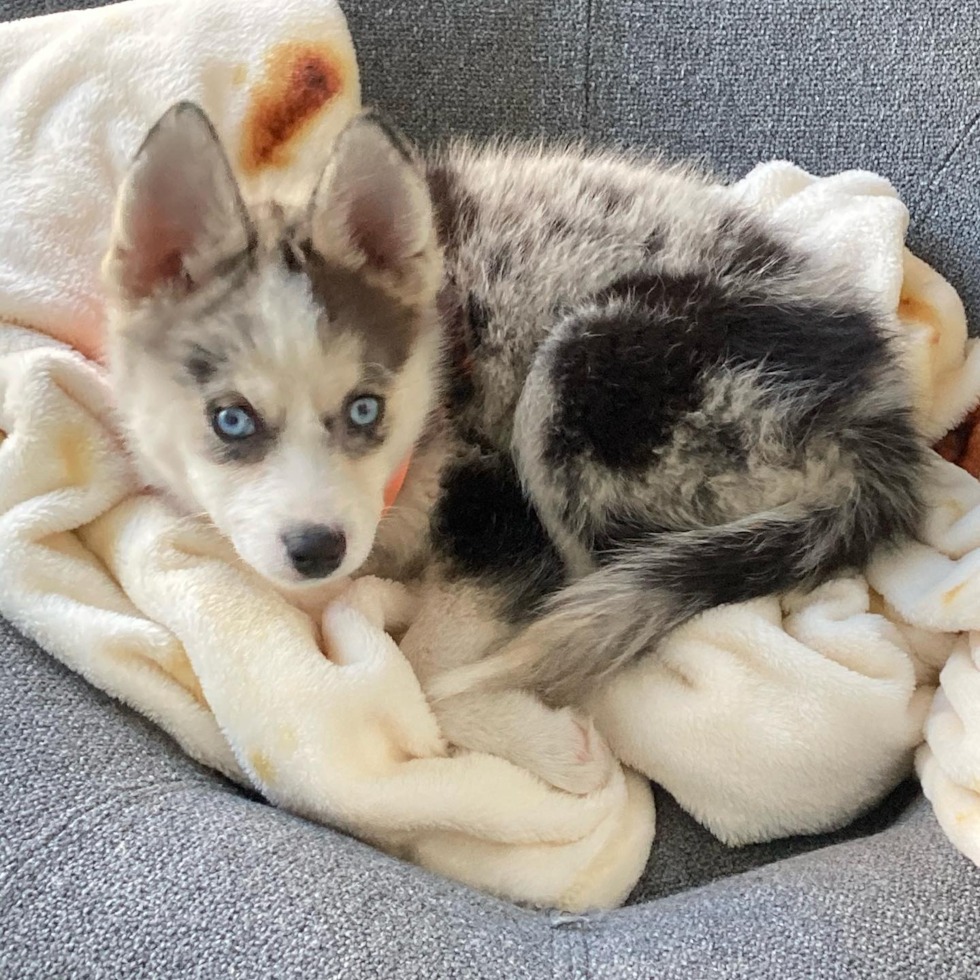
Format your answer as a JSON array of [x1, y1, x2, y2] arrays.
[[3, 0, 980, 976], [3, 616, 978, 978], [349, 0, 980, 333]]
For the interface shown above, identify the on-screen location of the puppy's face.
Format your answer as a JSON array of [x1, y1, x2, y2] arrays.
[[102, 104, 443, 588]]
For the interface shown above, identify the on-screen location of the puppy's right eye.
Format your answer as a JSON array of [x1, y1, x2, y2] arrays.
[[212, 405, 258, 441]]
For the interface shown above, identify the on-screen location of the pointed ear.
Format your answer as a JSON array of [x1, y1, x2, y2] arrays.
[[309, 112, 435, 276], [103, 102, 252, 302]]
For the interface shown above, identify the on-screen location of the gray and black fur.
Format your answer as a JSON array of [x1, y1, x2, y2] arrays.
[[421, 142, 924, 704]]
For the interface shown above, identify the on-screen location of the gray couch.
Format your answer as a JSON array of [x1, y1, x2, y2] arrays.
[[2, 1, 980, 977]]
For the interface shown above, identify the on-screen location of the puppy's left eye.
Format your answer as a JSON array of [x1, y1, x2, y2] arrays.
[[212, 405, 258, 441], [347, 395, 382, 428]]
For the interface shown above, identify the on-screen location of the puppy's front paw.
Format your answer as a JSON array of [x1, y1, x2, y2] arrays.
[[331, 576, 416, 634], [524, 709, 615, 796]]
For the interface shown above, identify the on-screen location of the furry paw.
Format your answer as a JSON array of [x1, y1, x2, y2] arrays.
[[330, 576, 417, 635], [521, 709, 615, 796], [432, 690, 616, 796]]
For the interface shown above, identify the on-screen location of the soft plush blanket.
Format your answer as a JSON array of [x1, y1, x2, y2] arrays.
[[2, 0, 980, 912]]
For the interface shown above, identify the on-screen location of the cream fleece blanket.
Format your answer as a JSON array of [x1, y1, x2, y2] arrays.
[[2, 0, 980, 914]]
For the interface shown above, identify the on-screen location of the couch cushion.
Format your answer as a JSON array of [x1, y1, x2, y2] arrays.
[[2, 615, 978, 978]]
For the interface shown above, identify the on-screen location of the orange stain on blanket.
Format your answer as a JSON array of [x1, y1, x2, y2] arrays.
[[239, 40, 345, 175]]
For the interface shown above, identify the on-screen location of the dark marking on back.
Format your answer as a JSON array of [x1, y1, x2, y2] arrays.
[[714, 213, 796, 280], [546, 227, 889, 472], [545, 299, 709, 470]]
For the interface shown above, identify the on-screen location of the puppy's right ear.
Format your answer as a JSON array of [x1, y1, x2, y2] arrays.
[[103, 102, 252, 303]]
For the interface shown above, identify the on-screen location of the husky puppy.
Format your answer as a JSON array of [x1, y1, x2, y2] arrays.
[[103, 103, 925, 793]]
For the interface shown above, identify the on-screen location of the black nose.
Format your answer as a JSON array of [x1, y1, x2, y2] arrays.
[[281, 524, 347, 579]]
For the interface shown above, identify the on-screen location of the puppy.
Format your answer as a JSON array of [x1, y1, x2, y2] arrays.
[[103, 103, 925, 793]]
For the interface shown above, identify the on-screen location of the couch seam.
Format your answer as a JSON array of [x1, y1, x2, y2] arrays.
[[581, 0, 594, 136], [0, 779, 206, 908], [549, 915, 594, 979], [909, 105, 980, 221]]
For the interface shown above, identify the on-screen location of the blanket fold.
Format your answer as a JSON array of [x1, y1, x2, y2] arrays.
[[3, 0, 980, 912]]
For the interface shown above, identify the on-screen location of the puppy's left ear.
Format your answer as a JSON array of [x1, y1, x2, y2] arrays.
[[309, 112, 436, 281]]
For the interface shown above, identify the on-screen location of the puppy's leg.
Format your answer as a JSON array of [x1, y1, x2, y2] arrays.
[[399, 580, 613, 794], [432, 689, 614, 795], [335, 576, 418, 636]]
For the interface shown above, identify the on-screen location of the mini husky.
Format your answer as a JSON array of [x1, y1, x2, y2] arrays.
[[103, 103, 925, 794]]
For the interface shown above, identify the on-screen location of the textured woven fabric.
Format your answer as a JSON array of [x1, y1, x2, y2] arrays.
[[3, 0, 980, 976], [583, 0, 980, 333], [3, 615, 977, 977]]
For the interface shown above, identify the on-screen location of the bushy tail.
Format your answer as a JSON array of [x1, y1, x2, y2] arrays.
[[430, 477, 922, 706]]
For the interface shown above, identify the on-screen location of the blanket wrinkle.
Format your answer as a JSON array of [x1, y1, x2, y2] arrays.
[[2, 0, 980, 912]]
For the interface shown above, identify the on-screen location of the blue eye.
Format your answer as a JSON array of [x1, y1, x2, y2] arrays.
[[213, 405, 258, 440], [348, 395, 381, 428]]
